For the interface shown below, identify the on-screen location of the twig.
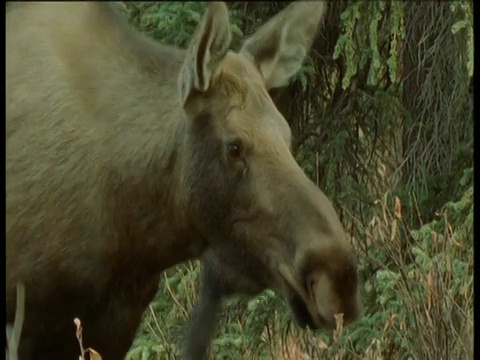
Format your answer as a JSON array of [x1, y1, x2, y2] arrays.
[[6, 282, 26, 360]]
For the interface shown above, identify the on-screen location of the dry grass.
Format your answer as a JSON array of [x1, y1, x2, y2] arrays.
[[364, 194, 474, 360]]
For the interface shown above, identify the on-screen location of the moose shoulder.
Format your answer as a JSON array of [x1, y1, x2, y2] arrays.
[[6, 2, 361, 359]]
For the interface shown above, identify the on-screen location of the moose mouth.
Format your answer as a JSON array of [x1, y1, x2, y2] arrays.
[[276, 262, 336, 331], [287, 292, 334, 330]]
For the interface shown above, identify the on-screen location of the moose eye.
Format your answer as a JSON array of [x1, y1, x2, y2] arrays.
[[227, 143, 241, 159]]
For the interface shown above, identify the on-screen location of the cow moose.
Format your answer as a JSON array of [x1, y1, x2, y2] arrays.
[[6, 2, 361, 359]]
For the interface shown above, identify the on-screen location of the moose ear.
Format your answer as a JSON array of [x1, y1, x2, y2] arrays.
[[239, 1, 327, 90], [178, 2, 232, 106]]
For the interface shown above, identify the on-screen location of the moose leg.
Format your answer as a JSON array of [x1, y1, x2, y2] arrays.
[[184, 246, 267, 360], [183, 259, 227, 360]]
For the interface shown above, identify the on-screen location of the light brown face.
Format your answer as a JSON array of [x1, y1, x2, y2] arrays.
[[178, 2, 362, 330]]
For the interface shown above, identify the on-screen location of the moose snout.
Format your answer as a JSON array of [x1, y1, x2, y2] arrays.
[[307, 265, 362, 329], [277, 234, 363, 331]]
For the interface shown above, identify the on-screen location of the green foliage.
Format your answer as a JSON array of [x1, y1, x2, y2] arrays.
[[386, 1, 405, 84], [122, 2, 243, 48], [334, 1, 405, 89], [450, 2, 474, 77], [139, 2, 209, 47], [294, 56, 316, 91]]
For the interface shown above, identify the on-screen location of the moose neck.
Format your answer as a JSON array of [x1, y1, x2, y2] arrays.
[[76, 8, 206, 266]]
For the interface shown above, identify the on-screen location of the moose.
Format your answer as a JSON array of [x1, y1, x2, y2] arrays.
[[6, 2, 361, 359]]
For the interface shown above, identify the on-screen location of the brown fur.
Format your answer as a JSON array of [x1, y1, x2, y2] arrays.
[[6, 2, 361, 359]]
